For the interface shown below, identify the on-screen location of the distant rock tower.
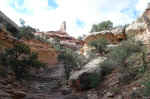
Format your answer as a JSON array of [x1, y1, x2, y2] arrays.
[[59, 21, 66, 32]]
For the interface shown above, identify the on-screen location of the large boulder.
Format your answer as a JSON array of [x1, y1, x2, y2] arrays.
[[69, 57, 106, 90]]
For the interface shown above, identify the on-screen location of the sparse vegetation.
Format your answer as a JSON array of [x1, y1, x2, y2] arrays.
[[88, 37, 109, 55], [79, 72, 101, 90], [0, 43, 45, 80], [91, 20, 113, 32], [17, 26, 36, 40], [58, 48, 83, 80], [99, 38, 146, 84]]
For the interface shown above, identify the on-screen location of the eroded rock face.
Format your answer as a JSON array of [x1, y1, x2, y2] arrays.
[[0, 29, 18, 51], [84, 26, 126, 44], [126, 4, 150, 45], [0, 28, 58, 66], [81, 27, 126, 56], [24, 39, 58, 66]]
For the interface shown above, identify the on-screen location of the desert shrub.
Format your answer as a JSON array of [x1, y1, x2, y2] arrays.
[[0, 43, 45, 80], [99, 39, 145, 84], [100, 60, 116, 76], [110, 87, 121, 95], [58, 48, 82, 80], [87, 73, 101, 88], [91, 20, 113, 32], [88, 37, 109, 54], [34, 36, 47, 42], [79, 72, 101, 90], [142, 81, 150, 97], [16, 26, 36, 40]]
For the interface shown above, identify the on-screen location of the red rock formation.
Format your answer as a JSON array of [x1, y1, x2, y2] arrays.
[[34, 22, 83, 49], [81, 28, 126, 56], [84, 28, 126, 44], [0, 28, 58, 66], [0, 29, 17, 51], [24, 39, 58, 65]]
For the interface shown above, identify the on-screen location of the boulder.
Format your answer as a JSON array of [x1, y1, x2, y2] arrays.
[[69, 57, 106, 90]]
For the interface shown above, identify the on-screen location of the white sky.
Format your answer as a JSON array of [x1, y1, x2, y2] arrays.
[[0, 0, 150, 38]]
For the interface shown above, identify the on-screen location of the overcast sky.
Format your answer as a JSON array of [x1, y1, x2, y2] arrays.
[[0, 0, 150, 37]]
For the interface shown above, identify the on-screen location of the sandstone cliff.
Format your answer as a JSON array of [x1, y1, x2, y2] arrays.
[[0, 28, 58, 66], [84, 27, 126, 45], [24, 39, 58, 66], [0, 29, 16, 51]]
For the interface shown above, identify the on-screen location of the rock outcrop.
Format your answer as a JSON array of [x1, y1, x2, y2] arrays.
[[34, 22, 84, 50], [0, 28, 18, 51], [84, 26, 126, 44], [0, 11, 19, 33], [81, 27, 126, 56], [24, 39, 58, 65], [0, 28, 58, 66], [126, 3, 150, 45], [69, 57, 106, 90]]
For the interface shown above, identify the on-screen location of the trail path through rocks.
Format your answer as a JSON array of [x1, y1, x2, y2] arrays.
[[25, 64, 67, 99]]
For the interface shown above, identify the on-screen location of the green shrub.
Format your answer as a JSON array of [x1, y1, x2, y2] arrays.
[[58, 48, 81, 80], [79, 72, 101, 90], [110, 87, 121, 94], [100, 60, 116, 76], [142, 81, 150, 97], [88, 37, 109, 54], [90, 20, 113, 32], [87, 73, 101, 88], [0, 43, 45, 80], [16, 26, 36, 39], [99, 39, 145, 84]]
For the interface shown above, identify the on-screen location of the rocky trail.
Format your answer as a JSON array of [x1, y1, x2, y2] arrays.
[[24, 64, 67, 99], [24, 63, 88, 99], [0, 64, 71, 99]]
